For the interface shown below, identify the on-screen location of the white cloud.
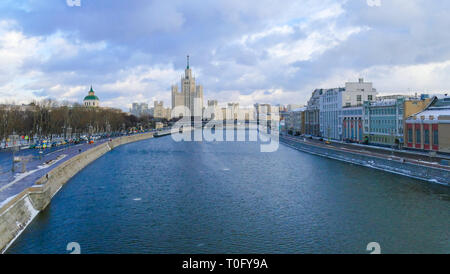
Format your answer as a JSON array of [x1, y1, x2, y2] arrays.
[[240, 25, 295, 44], [313, 59, 450, 95], [2, 0, 450, 110], [267, 25, 365, 65], [0, 20, 108, 105]]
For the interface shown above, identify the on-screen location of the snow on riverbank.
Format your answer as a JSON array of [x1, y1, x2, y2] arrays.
[[1, 196, 40, 254], [281, 139, 450, 187], [0, 154, 67, 195]]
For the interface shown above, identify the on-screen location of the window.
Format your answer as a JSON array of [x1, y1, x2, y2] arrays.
[[433, 129, 439, 146], [416, 128, 421, 144], [357, 95, 362, 102], [368, 95, 373, 101], [424, 129, 430, 145]]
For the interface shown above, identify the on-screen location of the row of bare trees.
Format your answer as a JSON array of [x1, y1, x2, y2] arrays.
[[0, 99, 161, 142]]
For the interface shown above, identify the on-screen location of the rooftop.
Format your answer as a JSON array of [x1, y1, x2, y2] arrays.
[[407, 96, 450, 120], [288, 107, 307, 112]]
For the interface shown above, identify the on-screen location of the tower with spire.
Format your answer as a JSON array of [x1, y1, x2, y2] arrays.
[[83, 85, 100, 107], [171, 55, 204, 118]]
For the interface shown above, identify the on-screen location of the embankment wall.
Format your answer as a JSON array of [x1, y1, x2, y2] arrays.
[[0, 133, 153, 253], [281, 137, 450, 186]]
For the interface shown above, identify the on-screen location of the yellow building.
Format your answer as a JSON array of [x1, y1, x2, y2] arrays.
[[404, 97, 431, 119], [405, 96, 450, 153]]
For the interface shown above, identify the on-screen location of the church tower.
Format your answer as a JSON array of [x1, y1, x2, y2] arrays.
[[83, 86, 100, 108]]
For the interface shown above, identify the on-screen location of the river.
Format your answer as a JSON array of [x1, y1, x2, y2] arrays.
[[6, 130, 450, 253]]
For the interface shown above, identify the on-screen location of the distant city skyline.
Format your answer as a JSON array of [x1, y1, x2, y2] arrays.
[[2, 1, 450, 111]]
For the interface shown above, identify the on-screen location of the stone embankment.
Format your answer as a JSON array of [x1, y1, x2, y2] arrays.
[[0, 133, 154, 253], [281, 136, 450, 186]]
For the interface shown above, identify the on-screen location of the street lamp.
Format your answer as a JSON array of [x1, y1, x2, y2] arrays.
[[67, 126, 72, 140], [10, 133, 19, 172], [390, 128, 396, 157]]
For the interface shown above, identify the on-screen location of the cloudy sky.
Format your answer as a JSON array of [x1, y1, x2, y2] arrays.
[[1, 0, 450, 110]]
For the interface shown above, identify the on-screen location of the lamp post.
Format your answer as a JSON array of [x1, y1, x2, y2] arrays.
[[390, 129, 395, 157], [10, 133, 19, 172], [67, 126, 72, 140]]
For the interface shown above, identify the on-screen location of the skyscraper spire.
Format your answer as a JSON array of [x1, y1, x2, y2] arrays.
[[187, 55, 190, 69]]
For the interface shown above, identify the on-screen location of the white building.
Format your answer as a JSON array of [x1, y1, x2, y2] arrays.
[[319, 78, 377, 140], [343, 78, 376, 107], [130, 102, 149, 117], [153, 101, 171, 120], [171, 55, 204, 118], [320, 88, 344, 139]]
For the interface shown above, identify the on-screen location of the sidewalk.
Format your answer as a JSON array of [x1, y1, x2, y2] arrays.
[[0, 139, 109, 205]]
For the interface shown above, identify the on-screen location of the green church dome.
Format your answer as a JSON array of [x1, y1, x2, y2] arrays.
[[84, 86, 99, 101], [84, 95, 99, 100]]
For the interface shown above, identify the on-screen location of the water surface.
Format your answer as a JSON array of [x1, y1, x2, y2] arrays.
[[7, 131, 450, 253]]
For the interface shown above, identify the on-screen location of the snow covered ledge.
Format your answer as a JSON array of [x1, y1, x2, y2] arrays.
[[0, 132, 154, 253]]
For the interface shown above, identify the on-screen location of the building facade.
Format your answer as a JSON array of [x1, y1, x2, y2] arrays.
[[305, 89, 322, 136], [343, 78, 376, 107], [319, 88, 344, 140], [171, 55, 204, 118], [363, 98, 405, 146], [362, 96, 431, 147], [405, 96, 450, 153], [341, 106, 364, 142], [130, 102, 150, 117], [285, 107, 306, 135], [153, 101, 171, 120], [319, 78, 377, 140]]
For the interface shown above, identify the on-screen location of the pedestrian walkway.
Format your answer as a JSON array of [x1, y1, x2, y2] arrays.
[[0, 139, 109, 205]]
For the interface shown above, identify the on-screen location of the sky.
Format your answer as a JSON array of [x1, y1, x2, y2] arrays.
[[1, 0, 450, 110]]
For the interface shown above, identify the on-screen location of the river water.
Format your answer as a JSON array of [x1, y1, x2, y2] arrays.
[[7, 130, 450, 253]]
